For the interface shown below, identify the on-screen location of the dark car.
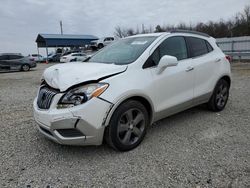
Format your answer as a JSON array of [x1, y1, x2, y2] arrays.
[[47, 54, 61, 62], [0, 53, 36, 72]]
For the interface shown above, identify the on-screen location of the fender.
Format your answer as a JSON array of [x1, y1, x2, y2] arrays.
[[101, 93, 155, 127]]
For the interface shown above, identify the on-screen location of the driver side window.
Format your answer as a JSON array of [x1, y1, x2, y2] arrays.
[[143, 36, 188, 69], [159, 36, 188, 61]]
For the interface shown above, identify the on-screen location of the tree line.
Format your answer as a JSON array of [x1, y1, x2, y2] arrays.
[[114, 5, 250, 38]]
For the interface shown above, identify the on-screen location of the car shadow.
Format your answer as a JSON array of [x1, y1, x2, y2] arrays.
[[0, 69, 37, 74]]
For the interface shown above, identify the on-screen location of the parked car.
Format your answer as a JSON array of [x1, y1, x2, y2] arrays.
[[61, 50, 82, 56], [34, 31, 231, 151], [60, 53, 87, 63], [47, 54, 61, 62], [28, 54, 46, 62], [90, 37, 115, 50], [0, 53, 36, 72]]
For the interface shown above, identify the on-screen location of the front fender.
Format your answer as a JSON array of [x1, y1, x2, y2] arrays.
[[102, 91, 155, 126]]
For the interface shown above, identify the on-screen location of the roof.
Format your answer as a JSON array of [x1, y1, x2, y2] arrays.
[[126, 30, 211, 38], [0, 53, 22, 56], [36, 34, 99, 47], [128, 32, 167, 38]]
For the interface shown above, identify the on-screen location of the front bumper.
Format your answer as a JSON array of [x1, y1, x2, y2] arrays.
[[33, 94, 113, 146], [30, 62, 37, 68]]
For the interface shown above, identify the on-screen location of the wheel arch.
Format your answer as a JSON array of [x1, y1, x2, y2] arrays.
[[220, 75, 231, 88], [104, 95, 155, 127]]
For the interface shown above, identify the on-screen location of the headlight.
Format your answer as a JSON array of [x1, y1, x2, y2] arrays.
[[57, 83, 108, 108]]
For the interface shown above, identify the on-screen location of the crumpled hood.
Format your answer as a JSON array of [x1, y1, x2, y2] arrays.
[[43, 62, 127, 92]]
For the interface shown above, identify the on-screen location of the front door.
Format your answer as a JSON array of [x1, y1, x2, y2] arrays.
[[147, 36, 195, 120]]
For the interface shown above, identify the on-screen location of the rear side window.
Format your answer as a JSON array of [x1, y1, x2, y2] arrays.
[[206, 41, 213, 52], [186, 37, 212, 57], [0, 55, 8, 60], [9, 55, 23, 60]]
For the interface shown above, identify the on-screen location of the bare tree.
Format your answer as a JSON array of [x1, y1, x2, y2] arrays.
[[114, 26, 126, 38], [114, 5, 250, 38]]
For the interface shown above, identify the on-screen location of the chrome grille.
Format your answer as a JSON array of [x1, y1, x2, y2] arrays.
[[37, 86, 58, 109]]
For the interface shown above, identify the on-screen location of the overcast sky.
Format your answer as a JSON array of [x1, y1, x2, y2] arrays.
[[0, 0, 249, 55]]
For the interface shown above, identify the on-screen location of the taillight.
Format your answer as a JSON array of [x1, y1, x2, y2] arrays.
[[225, 55, 232, 62]]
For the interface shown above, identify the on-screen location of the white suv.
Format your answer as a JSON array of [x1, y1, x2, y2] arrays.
[[60, 53, 87, 63], [33, 31, 231, 151], [90, 37, 115, 49]]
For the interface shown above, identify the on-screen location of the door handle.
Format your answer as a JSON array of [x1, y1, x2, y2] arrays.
[[186, 66, 194, 72], [215, 58, 221, 62]]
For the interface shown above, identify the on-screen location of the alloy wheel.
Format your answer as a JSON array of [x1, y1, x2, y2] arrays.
[[216, 84, 228, 108], [117, 108, 145, 145]]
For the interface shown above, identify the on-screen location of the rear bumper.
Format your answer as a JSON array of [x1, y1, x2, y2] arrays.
[[33, 96, 113, 146], [60, 59, 67, 63]]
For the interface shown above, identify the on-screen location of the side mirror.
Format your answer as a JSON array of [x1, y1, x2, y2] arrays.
[[158, 55, 178, 74]]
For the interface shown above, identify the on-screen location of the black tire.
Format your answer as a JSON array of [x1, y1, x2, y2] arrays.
[[70, 58, 77, 62], [207, 79, 229, 112], [104, 100, 149, 151], [21, 64, 30, 71], [98, 43, 104, 49]]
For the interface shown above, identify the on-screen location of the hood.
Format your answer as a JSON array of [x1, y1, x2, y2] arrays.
[[43, 62, 127, 92]]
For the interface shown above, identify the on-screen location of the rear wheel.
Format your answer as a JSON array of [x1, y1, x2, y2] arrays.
[[105, 100, 149, 151], [21, 64, 30, 71], [207, 79, 229, 111]]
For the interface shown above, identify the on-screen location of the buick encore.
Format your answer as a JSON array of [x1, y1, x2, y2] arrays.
[[33, 31, 231, 151]]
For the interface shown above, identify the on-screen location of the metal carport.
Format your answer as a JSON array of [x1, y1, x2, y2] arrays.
[[35, 34, 99, 60]]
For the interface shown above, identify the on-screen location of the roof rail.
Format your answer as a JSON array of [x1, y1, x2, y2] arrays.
[[170, 29, 210, 38]]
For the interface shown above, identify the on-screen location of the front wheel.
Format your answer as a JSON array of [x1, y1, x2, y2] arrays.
[[207, 79, 229, 111], [98, 43, 104, 49], [104, 100, 149, 151]]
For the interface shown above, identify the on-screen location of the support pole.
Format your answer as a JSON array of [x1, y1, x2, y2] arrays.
[[37, 45, 41, 63], [46, 43, 48, 64]]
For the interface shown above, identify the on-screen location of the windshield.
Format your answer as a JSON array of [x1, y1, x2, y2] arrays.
[[88, 36, 157, 65]]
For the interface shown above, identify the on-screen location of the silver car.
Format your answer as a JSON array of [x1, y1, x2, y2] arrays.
[[0, 53, 36, 72]]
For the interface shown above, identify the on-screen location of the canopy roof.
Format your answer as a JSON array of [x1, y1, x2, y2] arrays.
[[36, 34, 99, 47]]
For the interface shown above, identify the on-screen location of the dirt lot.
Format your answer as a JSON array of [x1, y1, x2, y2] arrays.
[[0, 63, 250, 187]]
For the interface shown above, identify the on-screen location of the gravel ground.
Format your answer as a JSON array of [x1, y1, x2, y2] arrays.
[[0, 63, 250, 188]]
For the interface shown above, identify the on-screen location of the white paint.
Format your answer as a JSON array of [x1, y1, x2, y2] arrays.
[[43, 62, 127, 91]]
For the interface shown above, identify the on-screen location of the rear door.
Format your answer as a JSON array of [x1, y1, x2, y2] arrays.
[[185, 37, 218, 101], [8, 55, 23, 70]]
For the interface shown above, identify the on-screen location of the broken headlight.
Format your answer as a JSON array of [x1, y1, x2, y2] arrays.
[[57, 83, 108, 108]]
